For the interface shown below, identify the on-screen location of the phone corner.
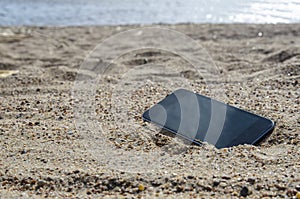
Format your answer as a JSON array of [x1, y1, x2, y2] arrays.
[[141, 111, 149, 122], [268, 118, 276, 129]]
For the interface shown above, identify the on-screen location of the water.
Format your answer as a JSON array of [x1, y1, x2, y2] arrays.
[[0, 0, 300, 26]]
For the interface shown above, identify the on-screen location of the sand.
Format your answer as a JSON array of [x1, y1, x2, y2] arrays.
[[0, 24, 299, 198]]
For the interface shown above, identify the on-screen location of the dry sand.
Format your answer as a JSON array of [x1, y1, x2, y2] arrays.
[[0, 24, 299, 198]]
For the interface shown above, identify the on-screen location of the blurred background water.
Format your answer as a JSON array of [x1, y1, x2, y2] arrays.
[[0, 0, 300, 26]]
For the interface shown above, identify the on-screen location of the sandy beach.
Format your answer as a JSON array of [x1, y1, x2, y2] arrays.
[[0, 24, 299, 198]]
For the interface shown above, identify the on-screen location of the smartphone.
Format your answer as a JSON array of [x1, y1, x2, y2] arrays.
[[142, 89, 275, 148]]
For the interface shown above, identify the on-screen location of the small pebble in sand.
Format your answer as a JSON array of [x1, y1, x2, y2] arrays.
[[232, 191, 239, 196], [138, 184, 145, 191], [247, 178, 255, 185], [296, 184, 300, 191], [219, 182, 227, 187], [213, 180, 220, 187], [20, 149, 27, 154], [297, 192, 300, 199], [240, 186, 249, 197]]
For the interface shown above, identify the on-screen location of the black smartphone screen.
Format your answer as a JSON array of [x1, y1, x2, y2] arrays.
[[142, 89, 275, 148]]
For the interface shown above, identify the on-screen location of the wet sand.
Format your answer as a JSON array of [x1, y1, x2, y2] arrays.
[[0, 24, 299, 198]]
